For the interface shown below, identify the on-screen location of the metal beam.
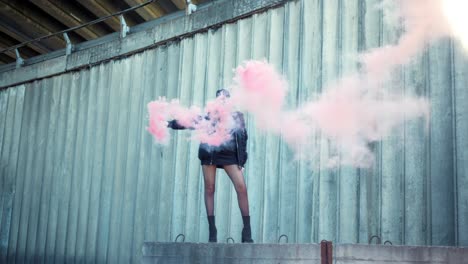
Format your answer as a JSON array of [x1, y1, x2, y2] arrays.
[[0, 37, 39, 59], [124, 0, 166, 21], [29, 0, 110, 41], [0, 42, 16, 60], [76, 0, 140, 32], [0, 0, 65, 51], [1, 0, 84, 43], [0, 21, 51, 54], [157, 0, 179, 13], [0, 53, 14, 64], [170, 0, 186, 10]]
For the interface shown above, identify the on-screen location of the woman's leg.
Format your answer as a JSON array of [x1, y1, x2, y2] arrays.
[[202, 165, 217, 216], [223, 165, 253, 243], [223, 165, 250, 216], [202, 165, 217, 242]]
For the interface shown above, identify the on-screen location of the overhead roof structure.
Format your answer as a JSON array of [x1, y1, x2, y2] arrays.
[[0, 0, 210, 65]]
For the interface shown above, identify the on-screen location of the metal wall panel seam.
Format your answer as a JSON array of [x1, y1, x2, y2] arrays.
[[146, 48, 163, 243], [380, 8, 404, 245], [16, 82, 41, 264], [31, 78, 54, 262], [244, 13, 269, 241], [143, 50, 158, 243], [181, 39, 195, 241], [402, 67, 407, 245], [71, 69, 91, 261], [159, 44, 177, 242], [422, 52, 430, 246], [76, 67, 98, 262], [120, 53, 144, 263], [95, 61, 119, 263], [130, 51, 154, 262], [43, 76, 65, 263], [268, 6, 285, 243], [122, 58, 139, 261], [113, 60, 135, 262], [124, 56, 147, 262], [225, 22, 236, 240], [312, 0, 324, 243], [0, 91, 10, 229], [183, 34, 202, 242], [282, 0, 301, 243], [319, 0, 340, 242], [429, 40, 456, 246], [170, 39, 188, 242], [295, 0, 306, 243], [277, 3, 288, 242], [85, 64, 111, 261], [191, 34, 209, 243], [453, 40, 468, 246], [196, 30, 213, 242], [377, 0, 384, 243], [356, 0, 367, 244], [0, 88, 16, 260], [56, 73, 81, 262], [25, 80, 49, 262], [81, 66, 98, 263], [259, 10, 272, 243], [449, 40, 458, 246], [291, 0, 301, 242], [5, 84, 27, 263], [34, 78, 58, 262], [0, 91, 8, 181], [167, 41, 181, 243]]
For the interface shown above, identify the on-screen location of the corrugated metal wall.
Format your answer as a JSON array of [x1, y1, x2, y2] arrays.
[[1, 0, 468, 262]]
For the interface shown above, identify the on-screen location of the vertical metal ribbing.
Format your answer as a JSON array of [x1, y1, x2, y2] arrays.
[[453, 40, 468, 247], [428, 39, 455, 246], [78, 66, 99, 261]]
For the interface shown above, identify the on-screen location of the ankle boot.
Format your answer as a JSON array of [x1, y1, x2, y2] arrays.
[[241, 216, 254, 243], [207, 216, 217, 242]]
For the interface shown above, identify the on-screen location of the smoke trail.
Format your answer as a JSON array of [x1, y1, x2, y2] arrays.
[[361, 0, 451, 83], [231, 62, 429, 168]]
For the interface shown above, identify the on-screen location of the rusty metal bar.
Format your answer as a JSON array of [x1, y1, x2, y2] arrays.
[[320, 240, 333, 264]]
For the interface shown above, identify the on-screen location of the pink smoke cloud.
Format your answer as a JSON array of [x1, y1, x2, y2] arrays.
[[147, 96, 236, 147], [231, 61, 429, 168], [362, 0, 453, 82], [231, 60, 287, 132], [147, 98, 171, 145], [148, 0, 465, 167]]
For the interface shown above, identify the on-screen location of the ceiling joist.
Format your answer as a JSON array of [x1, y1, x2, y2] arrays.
[[0, 0, 209, 65]]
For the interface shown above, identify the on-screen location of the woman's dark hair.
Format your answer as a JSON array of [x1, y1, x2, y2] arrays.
[[216, 89, 230, 98]]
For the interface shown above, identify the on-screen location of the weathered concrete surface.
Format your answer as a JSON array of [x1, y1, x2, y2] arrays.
[[142, 243, 468, 264], [335, 244, 468, 264], [141, 242, 321, 264], [0, 0, 290, 89]]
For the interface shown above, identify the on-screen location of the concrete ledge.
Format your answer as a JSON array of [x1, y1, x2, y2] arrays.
[[142, 242, 321, 264], [0, 0, 291, 89], [335, 244, 468, 263], [141, 242, 468, 264]]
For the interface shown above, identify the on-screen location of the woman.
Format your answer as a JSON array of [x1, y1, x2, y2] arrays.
[[167, 89, 253, 243]]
